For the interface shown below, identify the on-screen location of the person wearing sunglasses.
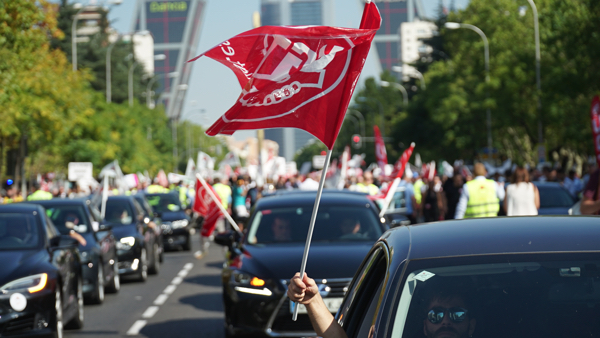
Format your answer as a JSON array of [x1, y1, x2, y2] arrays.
[[423, 292, 476, 338]]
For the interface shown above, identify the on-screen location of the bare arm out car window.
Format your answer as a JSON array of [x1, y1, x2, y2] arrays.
[[246, 206, 382, 245], [392, 258, 600, 338]]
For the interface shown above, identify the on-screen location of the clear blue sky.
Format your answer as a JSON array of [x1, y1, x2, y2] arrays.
[[98, 0, 468, 140]]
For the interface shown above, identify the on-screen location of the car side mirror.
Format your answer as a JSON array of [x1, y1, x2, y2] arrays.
[[50, 235, 79, 248], [99, 224, 113, 231], [214, 230, 242, 247]]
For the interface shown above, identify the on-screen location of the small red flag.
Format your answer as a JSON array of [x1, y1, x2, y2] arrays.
[[188, 2, 381, 149], [591, 96, 600, 167], [193, 179, 223, 237], [373, 125, 387, 170], [390, 143, 415, 179]]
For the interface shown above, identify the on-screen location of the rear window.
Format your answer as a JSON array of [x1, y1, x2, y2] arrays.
[[538, 186, 574, 208], [246, 205, 382, 245], [0, 213, 40, 250], [105, 201, 135, 225], [145, 194, 182, 213]]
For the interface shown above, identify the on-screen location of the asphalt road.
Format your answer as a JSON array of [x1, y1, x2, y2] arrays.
[[65, 236, 227, 338]]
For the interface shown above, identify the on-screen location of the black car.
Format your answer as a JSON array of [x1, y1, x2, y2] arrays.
[[103, 196, 162, 282], [332, 216, 600, 338], [533, 181, 577, 215], [132, 194, 165, 260], [25, 199, 120, 304], [0, 204, 84, 337], [215, 191, 388, 338], [144, 192, 193, 251]]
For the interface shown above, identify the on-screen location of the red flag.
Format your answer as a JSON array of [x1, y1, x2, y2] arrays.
[[591, 96, 600, 167], [189, 2, 381, 149], [390, 143, 415, 179], [373, 125, 387, 170], [193, 179, 223, 237]]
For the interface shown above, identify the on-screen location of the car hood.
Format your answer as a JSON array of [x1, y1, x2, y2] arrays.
[[160, 211, 189, 222], [0, 250, 48, 287], [109, 224, 139, 239], [239, 242, 372, 282]]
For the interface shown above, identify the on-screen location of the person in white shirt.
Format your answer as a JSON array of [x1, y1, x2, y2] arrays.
[[504, 166, 540, 216]]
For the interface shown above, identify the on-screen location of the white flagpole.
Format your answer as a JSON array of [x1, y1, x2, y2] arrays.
[[292, 149, 333, 321], [101, 176, 109, 219], [195, 173, 240, 232], [379, 177, 401, 217]]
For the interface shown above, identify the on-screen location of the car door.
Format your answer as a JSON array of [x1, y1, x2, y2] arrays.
[[338, 243, 390, 338], [44, 214, 78, 310], [88, 204, 115, 281], [132, 200, 153, 254]]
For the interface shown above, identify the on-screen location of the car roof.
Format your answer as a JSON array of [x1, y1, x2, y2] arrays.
[[255, 190, 374, 209], [386, 216, 600, 260], [533, 181, 566, 188], [23, 198, 88, 206], [0, 203, 45, 213]]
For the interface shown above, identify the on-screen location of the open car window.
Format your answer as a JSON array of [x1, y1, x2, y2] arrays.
[[392, 258, 600, 338], [246, 205, 382, 245], [45, 206, 90, 234]]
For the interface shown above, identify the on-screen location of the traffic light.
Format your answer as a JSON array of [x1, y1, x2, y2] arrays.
[[352, 134, 362, 149]]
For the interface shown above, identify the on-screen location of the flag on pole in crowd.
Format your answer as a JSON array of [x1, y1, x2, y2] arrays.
[[184, 158, 196, 179], [157, 169, 169, 187], [590, 96, 600, 167], [219, 152, 241, 170], [188, 1, 380, 150], [193, 178, 223, 238], [337, 145, 351, 189], [197, 151, 215, 178], [374, 125, 387, 170], [379, 143, 415, 217]]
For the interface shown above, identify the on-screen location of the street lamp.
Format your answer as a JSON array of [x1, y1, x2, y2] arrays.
[[526, 0, 544, 161], [106, 34, 122, 103], [129, 54, 166, 107], [380, 81, 408, 107], [71, 5, 86, 72], [392, 65, 426, 90], [445, 21, 493, 157], [347, 109, 366, 140], [356, 96, 385, 138], [146, 71, 179, 109]]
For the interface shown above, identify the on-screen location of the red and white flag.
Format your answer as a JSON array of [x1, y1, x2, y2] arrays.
[[379, 143, 415, 217], [374, 125, 387, 170], [590, 96, 600, 167], [193, 179, 223, 237], [188, 2, 381, 149]]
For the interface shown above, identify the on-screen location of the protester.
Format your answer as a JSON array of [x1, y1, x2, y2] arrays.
[[455, 163, 505, 219], [443, 172, 463, 220], [580, 168, 600, 215], [27, 182, 52, 201], [504, 166, 539, 216], [563, 169, 583, 198]]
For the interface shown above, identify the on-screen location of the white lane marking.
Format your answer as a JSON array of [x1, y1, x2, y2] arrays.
[[171, 276, 183, 285], [163, 285, 177, 295], [184, 263, 193, 270], [154, 294, 169, 305], [142, 306, 159, 319], [178, 269, 189, 277], [126, 320, 147, 335]]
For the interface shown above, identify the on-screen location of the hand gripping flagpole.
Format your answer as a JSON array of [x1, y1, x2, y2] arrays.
[[292, 149, 333, 321], [195, 173, 241, 233]]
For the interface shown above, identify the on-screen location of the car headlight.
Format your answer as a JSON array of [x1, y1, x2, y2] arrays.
[[117, 236, 136, 250], [0, 273, 48, 294], [231, 271, 271, 295], [170, 219, 189, 229]]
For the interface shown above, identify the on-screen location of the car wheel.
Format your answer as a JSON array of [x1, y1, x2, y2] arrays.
[[182, 234, 192, 251], [88, 264, 105, 304], [106, 259, 120, 293], [135, 248, 148, 282], [52, 287, 63, 338], [65, 278, 84, 330], [148, 243, 160, 275]]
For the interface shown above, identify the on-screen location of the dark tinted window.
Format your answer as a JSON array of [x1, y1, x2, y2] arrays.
[[105, 200, 135, 225], [247, 205, 382, 245], [146, 194, 182, 213], [0, 213, 40, 249], [538, 186, 574, 208], [45, 205, 90, 234]]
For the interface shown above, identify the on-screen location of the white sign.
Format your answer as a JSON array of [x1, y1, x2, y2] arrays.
[[68, 162, 93, 182], [312, 155, 326, 169]]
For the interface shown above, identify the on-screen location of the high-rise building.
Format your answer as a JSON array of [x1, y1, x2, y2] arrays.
[[370, 0, 426, 76], [260, 0, 334, 161], [400, 19, 437, 79], [131, 0, 206, 119]]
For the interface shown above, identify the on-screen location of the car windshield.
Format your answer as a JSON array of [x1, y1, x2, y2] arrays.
[[392, 257, 600, 338], [145, 194, 182, 213], [134, 196, 154, 216], [45, 205, 90, 234], [246, 205, 382, 245], [105, 201, 134, 225], [0, 213, 40, 250], [538, 186, 574, 208]]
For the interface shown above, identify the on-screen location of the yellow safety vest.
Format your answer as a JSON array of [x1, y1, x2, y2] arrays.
[[414, 179, 424, 204], [464, 179, 499, 218], [27, 190, 53, 201], [213, 183, 231, 209], [147, 184, 168, 193]]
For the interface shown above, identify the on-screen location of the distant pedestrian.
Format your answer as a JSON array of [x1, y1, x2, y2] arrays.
[[580, 169, 600, 215], [455, 163, 505, 219], [443, 172, 463, 220], [504, 166, 539, 216]]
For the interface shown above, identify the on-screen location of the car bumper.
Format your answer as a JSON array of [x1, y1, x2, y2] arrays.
[[0, 288, 56, 336], [117, 247, 142, 275], [162, 227, 192, 248]]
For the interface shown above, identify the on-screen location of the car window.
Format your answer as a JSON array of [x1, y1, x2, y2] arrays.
[[389, 187, 408, 210], [45, 205, 90, 234], [0, 213, 40, 249], [246, 205, 383, 245], [134, 196, 154, 217], [145, 194, 182, 213], [105, 200, 134, 225], [391, 258, 600, 338], [538, 186, 574, 208]]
